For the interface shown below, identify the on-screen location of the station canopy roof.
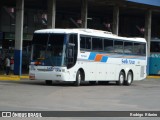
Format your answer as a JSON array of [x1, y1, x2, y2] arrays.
[[127, 0, 160, 7], [0, 0, 160, 12]]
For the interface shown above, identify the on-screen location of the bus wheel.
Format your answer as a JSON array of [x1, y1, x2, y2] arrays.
[[116, 71, 125, 85], [45, 80, 52, 85], [125, 71, 133, 86], [74, 71, 81, 86]]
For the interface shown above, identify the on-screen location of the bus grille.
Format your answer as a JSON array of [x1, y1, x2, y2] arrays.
[[140, 66, 145, 78]]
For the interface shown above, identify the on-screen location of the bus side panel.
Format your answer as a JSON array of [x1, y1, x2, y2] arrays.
[[97, 62, 108, 80], [95, 62, 116, 81], [76, 61, 95, 81], [83, 62, 116, 81], [76, 61, 117, 81]]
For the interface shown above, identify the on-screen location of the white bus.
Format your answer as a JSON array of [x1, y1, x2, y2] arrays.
[[29, 29, 147, 86]]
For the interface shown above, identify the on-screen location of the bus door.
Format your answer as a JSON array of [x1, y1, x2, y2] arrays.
[[66, 34, 78, 69]]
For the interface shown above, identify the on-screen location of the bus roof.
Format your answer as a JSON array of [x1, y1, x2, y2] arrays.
[[34, 28, 146, 43]]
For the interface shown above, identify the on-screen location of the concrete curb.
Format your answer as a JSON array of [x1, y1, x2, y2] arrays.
[[146, 76, 160, 79], [0, 75, 29, 81]]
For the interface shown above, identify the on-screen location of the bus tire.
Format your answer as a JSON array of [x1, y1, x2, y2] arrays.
[[45, 80, 52, 85], [125, 71, 133, 86], [116, 71, 125, 85], [74, 71, 81, 86]]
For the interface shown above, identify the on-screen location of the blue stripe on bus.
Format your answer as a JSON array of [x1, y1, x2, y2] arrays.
[[88, 52, 96, 60], [101, 56, 108, 62]]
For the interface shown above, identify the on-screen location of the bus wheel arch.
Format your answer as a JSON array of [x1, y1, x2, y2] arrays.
[[74, 68, 85, 86], [78, 68, 85, 81], [116, 70, 125, 85], [125, 70, 133, 86]]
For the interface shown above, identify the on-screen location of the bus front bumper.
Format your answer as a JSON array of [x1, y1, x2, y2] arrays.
[[29, 71, 71, 81]]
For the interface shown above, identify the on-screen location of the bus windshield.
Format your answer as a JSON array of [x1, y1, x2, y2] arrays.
[[32, 33, 66, 66]]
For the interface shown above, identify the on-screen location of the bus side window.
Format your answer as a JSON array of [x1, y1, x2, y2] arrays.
[[124, 42, 133, 54], [114, 40, 124, 54], [140, 43, 146, 55], [80, 36, 85, 49], [92, 38, 103, 51], [104, 39, 114, 52], [86, 37, 91, 49], [133, 43, 146, 56], [80, 36, 91, 50]]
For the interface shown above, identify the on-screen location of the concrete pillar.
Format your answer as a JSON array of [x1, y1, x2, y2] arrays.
[[14, 0, 24, 75], [145, 10, 152, 75], [112, 6, 119, 35], [145, 10, 152, 56], [47, 0, 56, 28], [81, 0, 88, 28]]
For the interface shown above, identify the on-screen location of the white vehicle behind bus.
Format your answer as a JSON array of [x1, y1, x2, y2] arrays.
[[29, 29, 147, 86]]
